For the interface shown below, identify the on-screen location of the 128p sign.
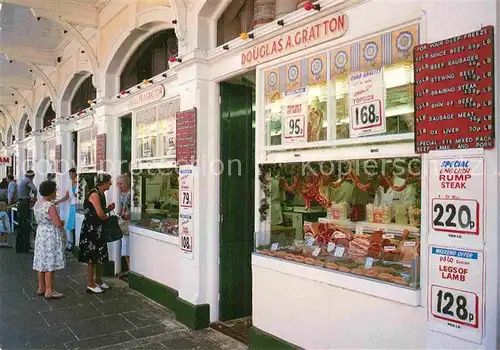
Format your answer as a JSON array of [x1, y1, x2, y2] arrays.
[[430, 285, 479, 328], [432, 198, 479, 235]]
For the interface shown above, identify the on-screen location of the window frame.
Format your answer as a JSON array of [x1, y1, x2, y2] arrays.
[[77, 126, 98, 172]]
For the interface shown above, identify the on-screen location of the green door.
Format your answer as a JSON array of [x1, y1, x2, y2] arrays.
[[219, 82, 255, 321], [121, 116, 132, 174]]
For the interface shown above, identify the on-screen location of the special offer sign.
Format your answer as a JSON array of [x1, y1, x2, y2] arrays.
[[428, 154, 485, 249], [179, 166, 194, 214], [282, 88, 308, 144], [348, 68, 386, 137], [427, 246, 484, 343]]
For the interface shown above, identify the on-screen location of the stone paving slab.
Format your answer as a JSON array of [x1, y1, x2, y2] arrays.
[[0, 234, 247, 350]]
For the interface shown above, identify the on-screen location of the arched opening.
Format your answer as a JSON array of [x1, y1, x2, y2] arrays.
[[34, 97, 53, 131], [42, 104, 56, 129], [120, 29, 178, 90], [7, 126, 13, 146], [17, 113, 30, 140], [24, 118, 32, 138], [71, 75, 96, 114]]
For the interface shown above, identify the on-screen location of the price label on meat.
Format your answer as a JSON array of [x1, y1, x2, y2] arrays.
[[414, 26, 494, 153], [428, 153, 484, 248], [179, 214, 194, 259], [348, 68, 386, 137], [282, 88, 308, 144], [427, 246, 484, 343], [179, 167, 194, 214]]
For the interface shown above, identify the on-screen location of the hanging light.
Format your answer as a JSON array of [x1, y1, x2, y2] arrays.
[[169, 56, 177, 63], [143, 79, 150, 85], [240, 32, 249, 40], [304, 1, 321, 11]]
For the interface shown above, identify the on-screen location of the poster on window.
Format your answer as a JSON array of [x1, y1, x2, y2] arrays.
[[348, 68, 386, 138], [179, 166, 194, 214], [179, 213, 194, 259], [281, 88, 308, 144]]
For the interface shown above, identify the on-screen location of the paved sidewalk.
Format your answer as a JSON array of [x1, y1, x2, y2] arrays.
[[0, 240, 246, 349]]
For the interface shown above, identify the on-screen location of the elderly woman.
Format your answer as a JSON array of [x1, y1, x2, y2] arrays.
[[78, 174, 115, 294], [33, 180, 66, 299], [117, 174, 131, 278]]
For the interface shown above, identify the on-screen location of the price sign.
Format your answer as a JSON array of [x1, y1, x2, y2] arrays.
[[179, 167, 194, 213], [431, 198, 479, 235], [348, 68, 386, 137], [427, 246, 484, 343], [179, 214, 194, 259], [430, 285, 479, 328], [428, 154, 484, 248], [282, 89, 308, 144]]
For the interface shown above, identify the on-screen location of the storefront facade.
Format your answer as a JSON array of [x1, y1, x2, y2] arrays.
[[0, 0, 498, 348]]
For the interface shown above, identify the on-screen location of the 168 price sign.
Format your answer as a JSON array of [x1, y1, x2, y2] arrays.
[[431, 198, 479, 235], [351, 100, 382, 131], [430, 285, 479, 328]]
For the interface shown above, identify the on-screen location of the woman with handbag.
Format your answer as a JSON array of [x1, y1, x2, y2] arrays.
[[117, 174, 131, 279], [78, 174, 115, 294]]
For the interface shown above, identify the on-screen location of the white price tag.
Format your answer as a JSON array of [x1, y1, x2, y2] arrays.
[[271, 243, 279, 251], [334, 246, 345, 257], [305, 237, 314, 246], [312, 247, 321, 257], [334, 232, 346, 239], [327, 242, 336, 252], [351, 100, 383, 131], [284, 114, 305, 139], [355, 224, 363, 235], [382, 233, 394, 239], [180, 190, 192, 208], [404, 241, 416, 247], [180, 235, 192, 251], [365, 257, 374, 269], [384, 246, 396, 252], [431, 198, 479, 235], [430, 285, 479, 328]]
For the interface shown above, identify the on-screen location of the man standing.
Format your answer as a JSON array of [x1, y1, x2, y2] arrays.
[[16, 170, 37, 253]]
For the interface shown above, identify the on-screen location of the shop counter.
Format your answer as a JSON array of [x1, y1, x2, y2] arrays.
[[252, 253, 426, 348]]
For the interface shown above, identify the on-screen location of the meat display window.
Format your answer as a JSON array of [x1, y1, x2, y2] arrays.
[[256, 156, 421, 289], [131, 168, 179, 236]]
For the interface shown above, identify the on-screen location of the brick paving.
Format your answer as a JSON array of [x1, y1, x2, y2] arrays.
[[0, 235, 247, 350]]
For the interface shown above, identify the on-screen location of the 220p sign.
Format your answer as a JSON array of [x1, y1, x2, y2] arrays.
[[431, 198, 479, 235]]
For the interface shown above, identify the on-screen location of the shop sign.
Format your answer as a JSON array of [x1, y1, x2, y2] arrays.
[[0, 157, 11, 166], [414, 26, 494, 153], [282, 88, 308, 144], [241, 14, 348, 68], [348, 68, 386, 137], [129, 85, 165, 110], [427, 246, 484, 344], [428, 153, 484, 249], [176, 108, 197, 166], [179, 213, 194, 259], [179, 166, 193, 214]]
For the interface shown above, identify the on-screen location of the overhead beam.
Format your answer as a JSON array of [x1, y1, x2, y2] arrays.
[[0, 0, 98, 28], [2, 46, 58, 66], [0, 75, 33, 89]]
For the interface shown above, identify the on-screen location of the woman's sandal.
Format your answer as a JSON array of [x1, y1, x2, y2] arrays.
[[37, 290, 45, 296], [45, 291, 65, 299]]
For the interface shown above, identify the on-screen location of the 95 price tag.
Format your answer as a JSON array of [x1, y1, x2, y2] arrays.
[[430, 285, 479, 328], [350, 100, 383, 131], [283, 114, 305, 140], [431, 198, 479, 235]]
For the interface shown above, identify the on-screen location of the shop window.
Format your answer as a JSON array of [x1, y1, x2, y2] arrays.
[[44, 138, 56, 173], [130, 169, 179, 236], [262, 25, 418, 150], [120, 30, 178, 91], [256, 156, 421, 289], [134, 98, 180, 164], [42, 103, 56, 128], [71, 76, 96, 115], [78, 126, 97, 171], [25, 147, 33, 171]]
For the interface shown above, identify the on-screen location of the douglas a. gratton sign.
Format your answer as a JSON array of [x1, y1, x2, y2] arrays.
[[241, 13, 348, 68]]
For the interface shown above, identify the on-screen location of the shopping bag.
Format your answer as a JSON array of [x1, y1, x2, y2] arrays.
[[118, 217, 129, 236], [102, 215, 123, 242]]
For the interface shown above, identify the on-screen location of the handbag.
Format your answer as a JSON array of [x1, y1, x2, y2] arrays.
[[102, 212, 123, 242], [118, 217, 129, 236]]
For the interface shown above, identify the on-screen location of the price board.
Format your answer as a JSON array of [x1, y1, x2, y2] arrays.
[[427, 246, 484, 343], [179, 213, 194, 259], [179, 166, 194, 214], [282, 88, 308, 144], [414, 26, 494, 153], [348, 68, 386, 137], [428, 153, 484, 248]]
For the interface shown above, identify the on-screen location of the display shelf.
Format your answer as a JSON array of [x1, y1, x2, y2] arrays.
[[319, 218, 420, 236], [129, 224, 179, 246], [252, 253, 421, 306]]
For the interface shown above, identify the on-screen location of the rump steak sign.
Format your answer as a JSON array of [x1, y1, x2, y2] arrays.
[[241, 14, 348, 68], [0, 157, 11, 166]]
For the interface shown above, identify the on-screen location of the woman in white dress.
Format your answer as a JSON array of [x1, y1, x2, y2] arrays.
[[33, 180, 66, 299]]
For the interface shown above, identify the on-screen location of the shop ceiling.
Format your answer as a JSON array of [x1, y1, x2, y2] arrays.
[[0, 0, 102, 112]]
